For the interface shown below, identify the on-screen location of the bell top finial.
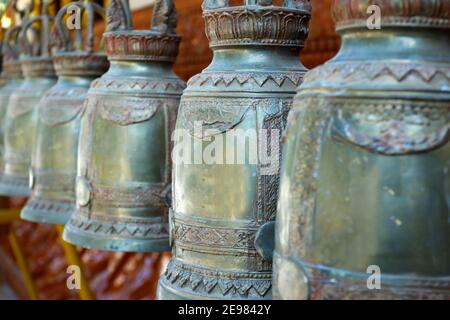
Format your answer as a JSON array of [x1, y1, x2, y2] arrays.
[[106, 0, 177, 34], [104, 0, 180, 62], [202, 0, 311, 48], [332, 0, 450, 30], [50, 1, 109, 77], [106, 0, 132, 31]]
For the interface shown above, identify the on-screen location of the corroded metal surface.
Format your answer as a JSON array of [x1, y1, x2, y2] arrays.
[[274, 0, 450, 300], [21, 1, 109, 225], [0, 4, 56, 197], [158, 0, 311, 300], [63, 0, 184, 252]]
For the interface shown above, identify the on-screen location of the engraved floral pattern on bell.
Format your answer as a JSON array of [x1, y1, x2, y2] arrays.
[[274, 0, 450, 300], [62, 0, 185, 252], [157, 0, 311, 300]]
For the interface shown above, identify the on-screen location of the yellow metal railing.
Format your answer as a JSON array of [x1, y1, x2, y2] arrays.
[[56, 225, 93, 300], [0, 208, 20, 224], [0, 208, 39, 300], [7, 225, 39, 300]]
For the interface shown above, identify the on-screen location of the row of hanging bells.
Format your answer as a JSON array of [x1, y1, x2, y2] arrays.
[[0, 0, 182, 255], [0, 0, 448, 300]]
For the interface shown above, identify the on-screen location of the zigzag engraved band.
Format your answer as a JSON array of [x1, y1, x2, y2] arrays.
[[68, 209, 169, 240], [161, 259, 272, 298]]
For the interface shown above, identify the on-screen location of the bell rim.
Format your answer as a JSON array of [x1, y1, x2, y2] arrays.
[[0, 176, 30, 197], [20, 199, 73, 225], [157, 280, 204, 300], [62, 223, 170, 253], [158, 258, 272, 300], [157, 276, 273, 301]]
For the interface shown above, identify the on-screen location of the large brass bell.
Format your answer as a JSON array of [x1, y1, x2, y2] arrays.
[[158, 0, 311, 300], [63, 0, 184, 252], [274, 0, 450, 300], [0, 4, 56, 197], [0, 26, 25, 180], [21, 1, 109, 225]]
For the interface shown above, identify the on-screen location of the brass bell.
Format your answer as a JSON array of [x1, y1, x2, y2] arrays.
[[157, 0, 311, 300], [274, 0, 450, 300], [21, 1, 110, 225], [0, 26, 25, 181], [0, 3, 56, 197], [63, 0, 185, 252]]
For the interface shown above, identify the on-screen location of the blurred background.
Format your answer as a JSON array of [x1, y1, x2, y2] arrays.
[[0, 0, 339, 300]]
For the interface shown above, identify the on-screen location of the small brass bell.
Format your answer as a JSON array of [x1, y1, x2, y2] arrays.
[[63, 0, 185, 252], [274, 0, 450, 300], [0, 26, 25, 180], [21, 1, 109, 225], [0, 4, 56, 197], [158, 0, 311, 300]]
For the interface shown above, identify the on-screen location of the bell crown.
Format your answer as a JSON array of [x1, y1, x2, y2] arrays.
[[332, 0, 450, 30], [103, 0, 180, 62], [202, 0, 312, 48]]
